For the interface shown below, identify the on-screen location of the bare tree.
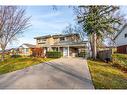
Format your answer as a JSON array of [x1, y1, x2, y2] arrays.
[[0, 6, 30, 61], [62, 24, 87, 41]]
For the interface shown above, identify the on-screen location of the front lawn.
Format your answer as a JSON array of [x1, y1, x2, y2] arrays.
[[88, 60, 127, 89], [0, 57, 54, 75]]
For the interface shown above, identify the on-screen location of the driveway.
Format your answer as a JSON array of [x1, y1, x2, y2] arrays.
[[0, 57, 94, 89]]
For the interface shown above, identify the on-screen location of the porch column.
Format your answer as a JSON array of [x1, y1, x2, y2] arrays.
[[58, 47, 60, 52], [48, 46, 53, 51], [67, 45, 70, 57]]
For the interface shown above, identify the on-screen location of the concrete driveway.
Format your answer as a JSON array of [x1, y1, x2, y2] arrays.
[[0, 57, 94, 89]]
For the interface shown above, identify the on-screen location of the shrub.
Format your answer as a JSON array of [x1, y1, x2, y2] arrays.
[[78, 52, 86, 57], [46, 51, 62, 58], [11, 55, 21, 58], [112, 53, 127, 70]]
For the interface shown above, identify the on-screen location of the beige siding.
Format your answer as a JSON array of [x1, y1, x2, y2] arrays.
[[46, 37, 54, 45], [36, 34, 81, 48], [54, 38, 60, 44], [19, 48, 32, 56]]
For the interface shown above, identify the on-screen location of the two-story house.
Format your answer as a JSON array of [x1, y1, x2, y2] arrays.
[[114, 24, 127, 54], [34, 33, 87, 57]]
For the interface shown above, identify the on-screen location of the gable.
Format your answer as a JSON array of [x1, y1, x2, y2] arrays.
[[115, 26, 127, 46], [19, 44, 29, 48]]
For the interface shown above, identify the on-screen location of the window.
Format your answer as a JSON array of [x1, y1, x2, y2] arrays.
[[60, 37, 65, 41], [42, 39, 46, 41], [38, 39, 41, 42], [125, 33, 127, 38], [23, 48, 28, 53], [38, 39, 46, 43], [26, 48, 29, 52]]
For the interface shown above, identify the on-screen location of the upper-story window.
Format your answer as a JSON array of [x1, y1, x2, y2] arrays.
[[42, 39, 46, 41], [125, 33, 127, 38], [60, 37, 65, 41], [38, 39, 46, 43], [38, 39, 40, 42]]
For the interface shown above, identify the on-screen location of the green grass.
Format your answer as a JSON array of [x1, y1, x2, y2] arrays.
[[0, 57, 54, 75], [88, 60, 127, 89]]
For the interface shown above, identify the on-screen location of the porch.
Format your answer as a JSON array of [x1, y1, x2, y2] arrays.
[[43, 44, 86, 57]]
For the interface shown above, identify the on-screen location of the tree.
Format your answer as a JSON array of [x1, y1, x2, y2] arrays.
[[62, 24, 87, 41], [0, 6, 30, 61], [75, 6, 124, 59]]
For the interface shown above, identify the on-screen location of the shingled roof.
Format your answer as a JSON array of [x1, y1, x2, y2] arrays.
[[21, 43, 36, 48], [34, 33, 79, 39]]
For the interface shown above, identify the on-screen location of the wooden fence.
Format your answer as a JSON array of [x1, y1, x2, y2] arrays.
[[97, 50, 112, 61]]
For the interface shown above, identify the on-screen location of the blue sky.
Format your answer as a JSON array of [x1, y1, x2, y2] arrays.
[[8, 6, 76, 49], [7, 6, 127, 49]]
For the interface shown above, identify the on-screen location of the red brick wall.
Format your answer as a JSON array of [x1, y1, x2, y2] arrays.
[[117, 45, 127, 54]]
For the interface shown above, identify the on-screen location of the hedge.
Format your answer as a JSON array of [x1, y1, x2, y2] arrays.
[[112, 53, 127, 70], [46, 51, 62, 58]]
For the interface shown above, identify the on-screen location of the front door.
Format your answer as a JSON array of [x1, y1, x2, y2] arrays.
[[63, 47, 68, 56]]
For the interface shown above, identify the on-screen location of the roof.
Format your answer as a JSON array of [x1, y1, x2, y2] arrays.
[[8, 48, 19, 51], [42, 41, 88, 47], [99, 46, 116, 48], [114, 24, 127, 40], [34, 33, 79, 39], [34, 35, 51, 39], [20, 43, 36, 48], [0, 48, 19, 52]]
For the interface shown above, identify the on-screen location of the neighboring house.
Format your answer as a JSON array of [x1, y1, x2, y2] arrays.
[[0, 48, 18, 55], [19, 43, 36, 56], [9, 48, 19, 55], [0, 49, 10, 55], [34, 33, 87, 57], [114, 24, 127, 54]]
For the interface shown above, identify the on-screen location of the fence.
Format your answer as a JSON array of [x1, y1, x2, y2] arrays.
[[97, 50, 112, 61]]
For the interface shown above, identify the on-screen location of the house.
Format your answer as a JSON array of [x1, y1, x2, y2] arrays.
[[18, 43, 36, 56], [114, 24, 127, 54], [0, 48, 19, 57], [0, 49, 10, 55], [34, 33, 87, 57], [9, 48, 19, 55]]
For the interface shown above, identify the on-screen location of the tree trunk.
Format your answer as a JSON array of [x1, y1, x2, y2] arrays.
[[1, 49, 5, 61], [93, 33, 97, 59], [89, 35, 93, 58]]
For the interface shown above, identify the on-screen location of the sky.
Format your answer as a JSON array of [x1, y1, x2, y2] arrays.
[[6, 6, 127, 49], [7, 6, 76, 49]]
